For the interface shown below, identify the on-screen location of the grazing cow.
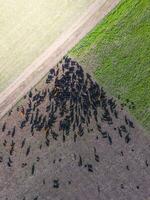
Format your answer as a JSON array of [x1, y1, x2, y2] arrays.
[[128, 119, 135, 128], [12, 126, 16, 137], [97, 185, 100, 194], [95, 154, 99, 162], [145, 160, 149, 167], [31, 164, 35, 175], [78, 155, 82, 167], [3, 140, 7, 147], [26, 146, 31, 156], [33, 196, 38, 200], [108, 134, 112, 145], [121, 151, 124, 156], [0, 156, 3, 163], [94, 147, 99, 162], [22, 163, 27, 168], [53, 179, 59, 188], [21, 138, 26, 148], [125, 134, 131, 143], [7, 161, 11, 167], [87, 164, 93, 172], [2, 122, 6, 132], [121, 184, 124, 189]]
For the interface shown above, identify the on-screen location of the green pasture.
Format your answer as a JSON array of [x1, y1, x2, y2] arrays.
[[69, 0, 150, 130]]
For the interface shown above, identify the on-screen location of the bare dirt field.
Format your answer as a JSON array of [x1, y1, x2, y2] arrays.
[[0, 58, 149, 200], [0, 0, 120, 120], [0, 0, 95, 92]]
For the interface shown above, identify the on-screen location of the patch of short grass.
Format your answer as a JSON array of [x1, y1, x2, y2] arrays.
[[69, 0, 150, 130]]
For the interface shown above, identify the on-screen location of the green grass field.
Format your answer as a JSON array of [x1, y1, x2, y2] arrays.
[[0, 0, 95, 92], [69, 0, 150, 130]]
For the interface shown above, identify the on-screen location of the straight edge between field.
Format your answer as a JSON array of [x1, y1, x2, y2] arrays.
[[0, 0, 120, 119]]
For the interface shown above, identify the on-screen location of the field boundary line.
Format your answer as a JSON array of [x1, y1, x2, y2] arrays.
[[0, 0, 120, 119]]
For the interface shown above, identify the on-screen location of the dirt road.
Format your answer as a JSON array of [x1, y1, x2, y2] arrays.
[[0, 0, 120, 119]]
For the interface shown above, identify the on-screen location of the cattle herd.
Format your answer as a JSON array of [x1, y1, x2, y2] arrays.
[[0, 56, 149, 200]]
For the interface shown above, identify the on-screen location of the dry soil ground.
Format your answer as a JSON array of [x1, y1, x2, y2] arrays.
[[0, 58, 149, 200]]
